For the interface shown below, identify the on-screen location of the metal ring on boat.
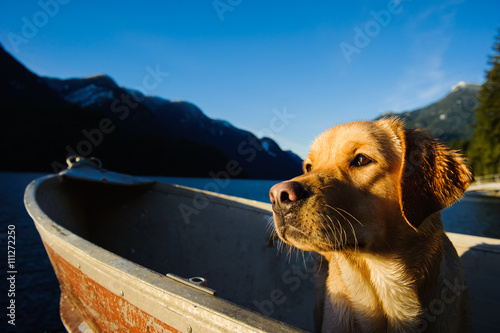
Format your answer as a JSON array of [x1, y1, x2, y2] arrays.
[[66, 155, 103, 169], [189, 277, 208, 287]]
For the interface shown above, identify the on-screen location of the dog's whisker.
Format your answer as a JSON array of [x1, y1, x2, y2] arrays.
[[325, 225, 335, 248], [286, 243, 296, 263], [345, 218, 359, 252], [318, 214, 334, 249], [340, 217, 347, 248], [315, 255, 324, 277], [284, 244, 290, 258], [334, 218, 344, 249], [329, 214, 346, 249], [331, 223, 339, 249], [296, 247, 307, 269], [383, 239, 394, 252], [331, 207, 355, 248], [326, 204, 364, 228], [301, 250, 308, 271], [266, 217, 276, 233], [306, 252, 315, 274], [324, 214, 340, 249], [333, 216, 345, 249], [325, 205, 363, 250], [335, 206, 364, 227], [291, 246, 303, 265]]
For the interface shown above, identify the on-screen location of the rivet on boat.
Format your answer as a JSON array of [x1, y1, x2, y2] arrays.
[[186, 325, 192, 333], [120, 290, 124, 297]]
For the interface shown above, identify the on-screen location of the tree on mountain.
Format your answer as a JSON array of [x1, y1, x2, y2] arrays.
[[469, 32, 500, 176]]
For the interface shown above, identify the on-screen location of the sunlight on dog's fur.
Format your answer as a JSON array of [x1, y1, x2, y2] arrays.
[[269, 117, 472, 333]]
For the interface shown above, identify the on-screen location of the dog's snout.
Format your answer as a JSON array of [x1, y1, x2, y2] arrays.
[[269, 181, 307, 211]]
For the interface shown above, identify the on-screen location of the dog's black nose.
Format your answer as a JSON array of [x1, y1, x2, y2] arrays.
[[269, 181, 307, 212]]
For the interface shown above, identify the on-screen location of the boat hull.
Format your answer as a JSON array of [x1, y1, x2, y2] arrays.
[[25, 167, 311, 332]]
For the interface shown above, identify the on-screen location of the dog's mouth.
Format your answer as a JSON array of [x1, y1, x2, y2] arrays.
[[275, 222, 304, 242], [273, 212, 299, 242], [273, 218, 364, 253], [272, 212, 320, 251], [273, 211, 365, 252]]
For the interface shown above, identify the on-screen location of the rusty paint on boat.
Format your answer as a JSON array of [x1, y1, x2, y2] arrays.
[[45, 244, 181, 333]]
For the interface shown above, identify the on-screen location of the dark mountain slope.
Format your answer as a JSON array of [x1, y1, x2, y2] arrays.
[[0, 45, 302, 179], [0, 46, 232, 176], [0, 44, 105, 171], [42, 74, 302, 179]]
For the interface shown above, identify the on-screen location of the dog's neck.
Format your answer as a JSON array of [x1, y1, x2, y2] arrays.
[[322, 251, 422, 332], [320, 220, 445, 333]]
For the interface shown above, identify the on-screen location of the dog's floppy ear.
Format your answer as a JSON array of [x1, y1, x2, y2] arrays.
[[396, 124, 473, 230]]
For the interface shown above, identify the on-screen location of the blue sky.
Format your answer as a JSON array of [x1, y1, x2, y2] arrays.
[[1, 0, 499, 159]]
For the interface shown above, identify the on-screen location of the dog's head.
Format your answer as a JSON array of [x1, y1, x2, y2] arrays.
[[269, 118, 473, 253]]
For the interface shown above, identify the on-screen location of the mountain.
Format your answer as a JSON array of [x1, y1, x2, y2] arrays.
[[0, 45, 302, 179], [378, 82, 481, 142], [0, 44, 107, 171]]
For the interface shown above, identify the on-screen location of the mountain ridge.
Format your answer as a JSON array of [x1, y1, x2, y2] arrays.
[[377, 82, 480, 142], [0, 45, 302, 180]]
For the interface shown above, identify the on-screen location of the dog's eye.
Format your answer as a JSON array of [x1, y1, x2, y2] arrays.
[[351, 154, 372, 167], [304, 163, 312, 173]]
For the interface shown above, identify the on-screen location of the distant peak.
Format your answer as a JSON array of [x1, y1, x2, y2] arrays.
[[79, 74, 118, 90], [450, 81, 480, 92], [451, 81, 467, 91], [83, 73, 116, 85], [83, 73, 115, 82]]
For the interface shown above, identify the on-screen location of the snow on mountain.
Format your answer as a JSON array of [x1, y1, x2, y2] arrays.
[[44, 74, 119, 108], [64, 84, 114, 107], [451, 81, 467, 92]]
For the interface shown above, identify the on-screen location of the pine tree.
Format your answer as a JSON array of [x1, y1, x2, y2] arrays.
[[469, 32, 500, 175]]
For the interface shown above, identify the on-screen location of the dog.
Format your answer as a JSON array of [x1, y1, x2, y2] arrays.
[[269, 117, 472, 332]]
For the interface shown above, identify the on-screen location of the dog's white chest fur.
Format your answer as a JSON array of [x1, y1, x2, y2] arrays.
[[323, 253, 421, 332]]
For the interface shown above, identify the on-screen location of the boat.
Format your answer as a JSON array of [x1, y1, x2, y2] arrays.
[[24, 158, 500, 332]]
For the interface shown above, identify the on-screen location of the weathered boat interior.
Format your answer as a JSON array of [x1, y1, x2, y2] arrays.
[[35, 173, 315, 331]]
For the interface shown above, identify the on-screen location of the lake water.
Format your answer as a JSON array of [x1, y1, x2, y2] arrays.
[[1, 172, 499, 332]]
